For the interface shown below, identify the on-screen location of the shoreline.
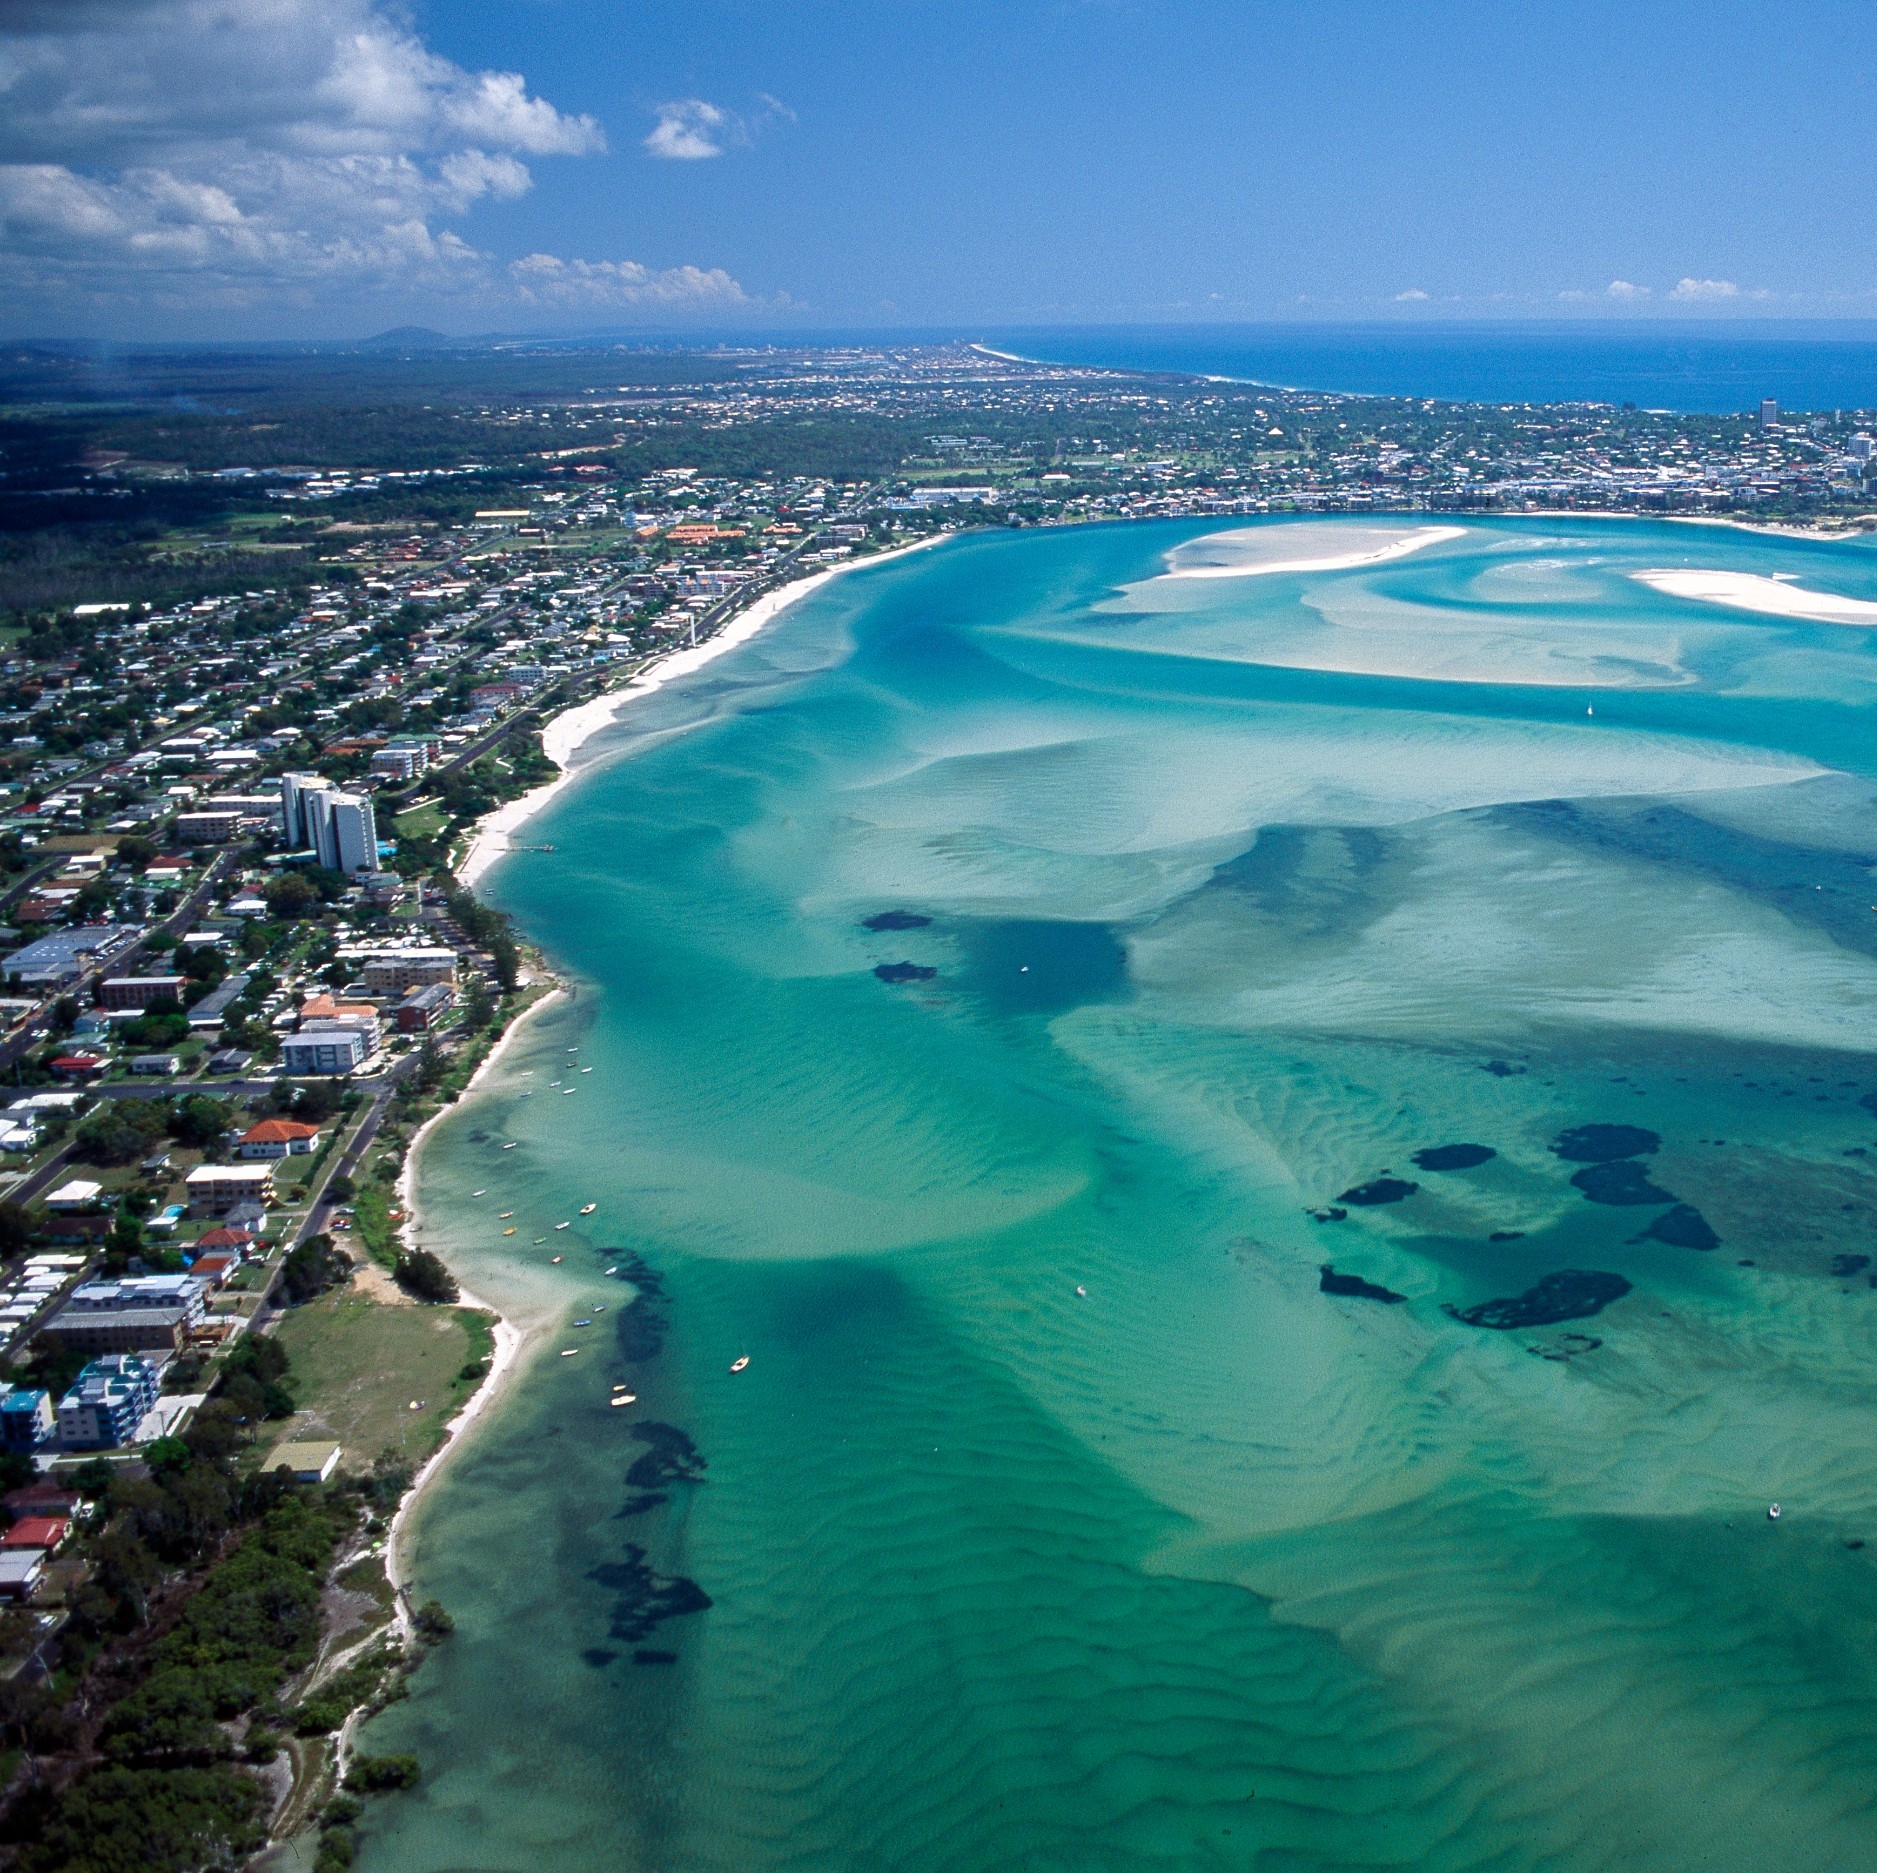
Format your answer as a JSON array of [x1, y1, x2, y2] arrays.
[[458, 536, 945, 887], [377, 984, 567, 1637]]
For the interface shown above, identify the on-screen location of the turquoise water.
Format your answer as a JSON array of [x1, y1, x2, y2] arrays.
[[360, 517, 1877, 1872]]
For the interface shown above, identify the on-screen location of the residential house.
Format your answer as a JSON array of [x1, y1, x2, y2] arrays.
[[236, 1117, 323, 1159]]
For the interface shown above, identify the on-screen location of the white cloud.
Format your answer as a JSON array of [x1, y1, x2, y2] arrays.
[[508, 253, 750, 307], [1606, 279, 1649, 299], [0, 0, 749, 322], [1670, 277, 1740, 301], [644, 99, 732, 160], [1393, 288, 1429, 302]]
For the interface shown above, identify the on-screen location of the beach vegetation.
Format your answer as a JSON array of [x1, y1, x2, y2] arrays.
[[394, 1245, 459, 1304], [351, 1186, 398, 1269], [413, 1599, 455, 1640], [346, 1753, 422, 1791]]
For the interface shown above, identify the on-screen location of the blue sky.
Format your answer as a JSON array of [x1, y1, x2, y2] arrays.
[[4, 0, 1877, 336]]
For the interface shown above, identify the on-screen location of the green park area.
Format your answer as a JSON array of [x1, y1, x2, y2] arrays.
[[271, 1288, 494, 1473]]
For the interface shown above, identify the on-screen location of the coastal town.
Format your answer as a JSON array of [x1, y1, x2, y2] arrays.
[[0, 334, 1871, 1868]]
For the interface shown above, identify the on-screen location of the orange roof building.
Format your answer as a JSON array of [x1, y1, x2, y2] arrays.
[[237, 1117, 324, 1160]]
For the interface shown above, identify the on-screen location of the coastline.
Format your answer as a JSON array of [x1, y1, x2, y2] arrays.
[[458, 536, 945, 887], [377, 984, 567, 1634]]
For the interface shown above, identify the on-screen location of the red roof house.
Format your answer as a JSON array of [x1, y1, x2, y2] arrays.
[[193, 1225, 255, 1253], [3, 1516, 70, 1552], [236, 1119, 323, 1160]]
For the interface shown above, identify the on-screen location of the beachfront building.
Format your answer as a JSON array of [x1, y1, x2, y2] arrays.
[[313, 791, 379, 875], [356, 948, 458, 994], [283, 772, 380, 873], [56, 1355, 161, 1450], [395, 983, 454, 1032], [184, 1163, 276, 1217]]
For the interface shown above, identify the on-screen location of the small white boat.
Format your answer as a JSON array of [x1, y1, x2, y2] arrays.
[[580, 1204, 597, 1215], [610, 1394, 635, 1407], [581, 1067, 594, 1074], [1768, 1503, 1782, 1521], [499, 1212, 514, 1219], [560, 1348, 578, 1358], [503, 1142, 518, 1150], [729, 1355, 750, 1374], [550, 1254, 564, 1264], [1075, 1285, 1087, 1298], [471, 1190, 486, 1198], [501, 1228, 516, 1237], [562, 1088, 576, 1095], [605, 1266, 618, 1276], [554, 1221, 571, 1231], [573, 1318, 591, 1328]]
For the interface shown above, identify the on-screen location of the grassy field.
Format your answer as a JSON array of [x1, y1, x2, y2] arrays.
[[394, 802, 447, 841], [271, 1288, 494, 1473]]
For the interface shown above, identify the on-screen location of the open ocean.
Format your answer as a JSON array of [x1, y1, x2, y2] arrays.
[[359, 516, 1877, 1872], [984, 321, 1877, 414]]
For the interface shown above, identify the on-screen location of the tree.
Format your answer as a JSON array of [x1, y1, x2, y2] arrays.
[[22, 1765, 266, 1873], [0, 1200, 32, 1257], [104, 1212, 143, 1270], [74, 1100, 167, 1166], [168, 1094, 234, 1149], [294, 1079, 344, 1123], [393, 1247, 458, 1304], [263, 872, 318, 919], [116, 834, 159, 870], [281, 1235, 350, 1304]]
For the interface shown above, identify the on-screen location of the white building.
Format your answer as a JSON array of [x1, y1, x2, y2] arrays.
[[281, 1026, 371, 1074], [306, 789, 379, 875]]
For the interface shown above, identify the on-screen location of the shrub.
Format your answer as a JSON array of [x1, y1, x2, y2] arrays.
[[345, 1753, 421, 1792], [22, 1765, 265, 1873], [413, 1599, 454, 1640]]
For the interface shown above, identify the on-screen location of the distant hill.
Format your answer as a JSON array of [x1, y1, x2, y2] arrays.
[[358, 326, 454, 349]]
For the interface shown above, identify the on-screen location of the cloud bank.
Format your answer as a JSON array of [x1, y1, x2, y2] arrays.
[[0, 0, 749, 326]]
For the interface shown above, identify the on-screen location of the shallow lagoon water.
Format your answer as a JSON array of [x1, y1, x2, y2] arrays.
[[361, 517, 1877, 1872]]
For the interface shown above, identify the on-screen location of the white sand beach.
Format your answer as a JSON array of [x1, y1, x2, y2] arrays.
[[1632, 566, 1877, 624], [458, 538, 943, 886]]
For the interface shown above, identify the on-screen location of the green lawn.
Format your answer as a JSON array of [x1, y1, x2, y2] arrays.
[[271, 1289, 493, 1473], [394, 803, 447, 841]]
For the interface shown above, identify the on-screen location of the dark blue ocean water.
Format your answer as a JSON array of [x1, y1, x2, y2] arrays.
[[982, 321, 1877, 415]]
